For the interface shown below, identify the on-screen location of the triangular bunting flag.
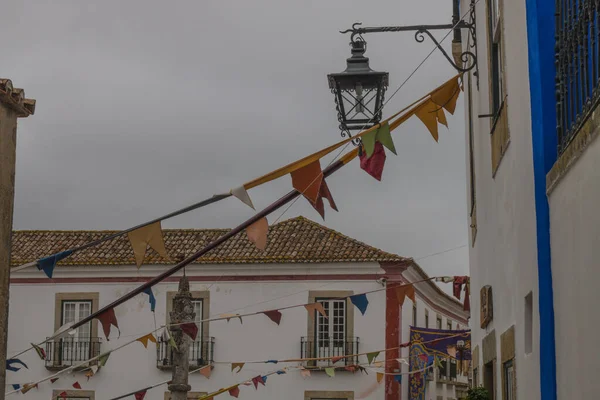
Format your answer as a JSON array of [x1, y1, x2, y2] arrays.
[[376, 372, 384, 383], [134, 390, 147, 400], [415, 100, 441, 142], [85, 365, 98, 380], [430, 77, 461, 115], [453, 276, 469, 299], [96, 308, 120, 340], [228, 386, 240, 398], [58, 391, 68, 399], [37, 250, 73, 279], [246, 217, 269, 251], [310, 180, 338, 220], [251, 375, 265, 389], [290, 160, 323, 204], [31, 343, 46, 360], [262, 376, 268, 383], [50, 378, 59, 384], [344, 365, 357, 373], [11, 384, 20, 391], [366, 351, 380, 365], [276, 370, 286, 375], [331, 356, 345, 364], [375, 122, 397, 155], [394, 374, 402, 384], [361, 129, 378, 159], [304, 303, 328, 321], [52, 323, 76, 340], [20, 383, 37, 394], [231, 186, 255, 210], [199, 365, 212, 379], [6, 358, 27, 372], [437, 107, 448, 127], [161, 328, 178, 351], [231, 363, 245, 373], [181, 322, 199, 341], [300, 367, 311, 378], [360, 142, 386, 181], [72, 382, 82, 389], [395, 285, 416, 307], [127, 221, 169, 268], [349, 294, 369, 316], [98, 352, 111, 367], [143, 287, 156, 312], [325, 367, 335, 378], [263, 310, 282, 325], [220, 314, 243, 324], [136, 333, 157, 348]]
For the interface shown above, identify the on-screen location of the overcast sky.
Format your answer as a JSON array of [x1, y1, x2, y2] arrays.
[[2, 0, 469, 280]]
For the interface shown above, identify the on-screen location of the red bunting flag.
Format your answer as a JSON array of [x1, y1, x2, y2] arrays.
[[228, 386, 240, 398], [58, 391, 68, 399], [300, 368, 311, 378], [331, 356, 345, 364], [304, 303, 328, 321], [180, 323, 199, 341], [310, 180, 338, 220], [344, 365, 357, 373], [360, 142, 387, 181], [251, 375, 265, 389], [199, 365, 212, 379], [50, 378, 59, 384], [96, 308, 120, 340], [72, 382, 82, 389], [134, 390, 147, 400], [290, 160, 324, 204], [263, 310, 282, 325]]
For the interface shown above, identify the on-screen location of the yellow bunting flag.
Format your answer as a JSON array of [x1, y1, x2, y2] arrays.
[[304, 303, 328, 321], [220, 313, 243, 324], [199, 365, 212, 379], [377, 372, 384, 384], [415, 100, 443, 142], [127, 221, 169, 268], [246, 217, 269, 251], [20, 383, 37, 394], [232, 363, 245, 373], [325, 367, 335, 378], [136, 333, 157, 348], [290, 160, 324, 204], [430, 76, 461, 115], [300, 367, 311, 378], [230, 186, 255, 210], [395, 284, 416, 307]]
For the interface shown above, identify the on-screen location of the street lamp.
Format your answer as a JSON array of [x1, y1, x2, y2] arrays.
[[327, 40, 389, 142]]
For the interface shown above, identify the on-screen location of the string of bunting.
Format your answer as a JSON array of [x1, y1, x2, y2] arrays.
[[12, 73, 462, 279]]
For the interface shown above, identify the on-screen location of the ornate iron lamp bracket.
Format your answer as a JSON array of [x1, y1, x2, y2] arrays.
[[339, 19, 478, 74]]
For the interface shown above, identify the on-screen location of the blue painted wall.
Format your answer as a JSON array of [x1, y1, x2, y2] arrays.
[[525, 0, 557, 399]]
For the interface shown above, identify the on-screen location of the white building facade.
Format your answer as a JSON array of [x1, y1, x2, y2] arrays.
[[459, 0, 599, 398], [8, 217, 467, 400]]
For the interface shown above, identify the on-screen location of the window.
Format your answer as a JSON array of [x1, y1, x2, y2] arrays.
[[503, 360, 515, 400], [525, 292, 533, 354], [436, 316, 442, 329], [306, 291, 356, 366], [473, 367, 479, 387], [425, 310, 429, 328], [439, 358, 448, 380], [52, 390, 94, 400], [449, 359, 458, 381], [412, 303, 417, 326], [484, 361, 495, 397], [447, 320, 453, 330], [305, 391, 354, 400], [50, 293, 99, 368]]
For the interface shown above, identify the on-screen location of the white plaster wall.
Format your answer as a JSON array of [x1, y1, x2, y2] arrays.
[[7, 263, 386, 400], [548, 134, 600, 398], [459, 0, 541, 398]]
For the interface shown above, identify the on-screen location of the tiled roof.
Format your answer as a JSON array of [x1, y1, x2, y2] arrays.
[[11, 216, 408, 267]]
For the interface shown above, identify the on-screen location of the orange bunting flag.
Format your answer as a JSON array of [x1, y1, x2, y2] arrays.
[[85, 366, 98, 380], [72, 382, 82, 389], [199, 365, 212, 379], [127, 221, 169, 268], [220, 313, 243, 324], [228, 386, 240, 398], [96, 308, 120, 340], [304, 303, 328, 321], [430, 76, 461, 115], [311, 180, 338, 220], [395, 284, 416, 307], [290, 160, 323, 204], [263, 310, 282, 325], [232, 363, 245, 373], [300, 367, 311, 378], [331, 356, 345, 364], [246, 217, 269, 251], [377, 372, 385, 383], [136, 333, 157, 348]]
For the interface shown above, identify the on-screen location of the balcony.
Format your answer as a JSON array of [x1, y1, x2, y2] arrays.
[[156, 337, 214, 370], [556, 0, 600, 153], [300, 337, 360, 367], [44, 337, 101, 370]]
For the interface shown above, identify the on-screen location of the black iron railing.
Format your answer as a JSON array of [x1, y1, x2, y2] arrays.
[[556, 0, 600, 152], [45, 337, 101, 368], [300, 337, 359, 366], [156, 337, 214, 369]]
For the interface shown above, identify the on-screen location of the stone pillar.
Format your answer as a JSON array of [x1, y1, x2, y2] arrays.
[[168, 276, 195, 400], [0, 80, 35, 400]]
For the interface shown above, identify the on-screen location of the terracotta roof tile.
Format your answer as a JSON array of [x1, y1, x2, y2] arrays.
[[11, 216, 407, 267]]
